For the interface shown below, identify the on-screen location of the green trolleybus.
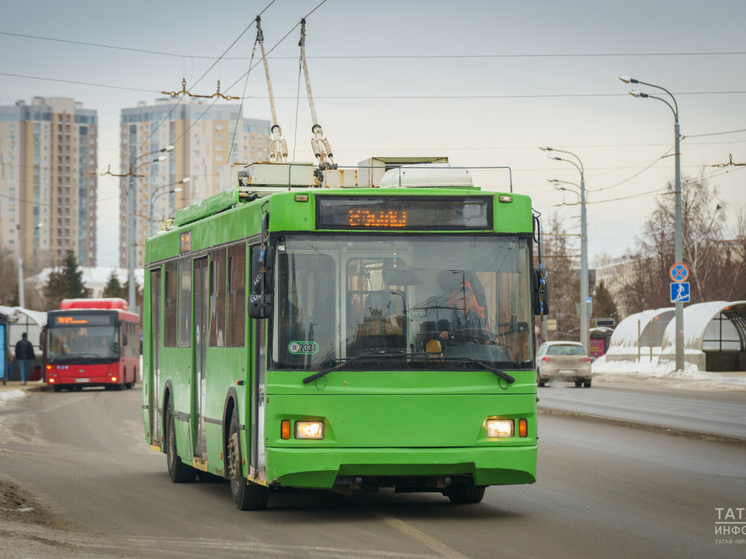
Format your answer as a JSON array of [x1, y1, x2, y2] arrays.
[[142, 161, 547, 510]]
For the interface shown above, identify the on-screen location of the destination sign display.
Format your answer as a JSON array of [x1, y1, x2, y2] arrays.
[[52, 313, 114, 327], [316, 196, 492, 230]]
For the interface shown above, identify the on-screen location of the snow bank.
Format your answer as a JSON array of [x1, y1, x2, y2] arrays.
[[0, 390, 28, 405], [592, 355, 746, 391]]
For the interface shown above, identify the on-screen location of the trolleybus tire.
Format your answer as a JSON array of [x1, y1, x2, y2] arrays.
[[227, 409, 269, 510], [53, 386, 61, 392], [584, 380, 592, 388], [166, 400, 197, 483], [574, 380, 583, 388], [446, 481, 486, 504]]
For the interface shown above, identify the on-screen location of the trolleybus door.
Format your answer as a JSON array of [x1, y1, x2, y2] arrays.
[[193, 257, 209, 460], [250, 245, 267, 482], [150, 268, 161, 445]]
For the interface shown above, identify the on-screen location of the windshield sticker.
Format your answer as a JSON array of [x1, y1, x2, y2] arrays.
[[288, 341, 319, 355]]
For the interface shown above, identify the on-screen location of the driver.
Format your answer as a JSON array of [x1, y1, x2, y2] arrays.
[[439, 282, 492, 345]]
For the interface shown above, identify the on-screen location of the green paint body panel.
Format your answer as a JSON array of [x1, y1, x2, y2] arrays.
[[142, 185, 538, 491]]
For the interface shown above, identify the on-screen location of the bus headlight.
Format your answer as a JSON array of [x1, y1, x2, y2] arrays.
[[295, 421, 324, 440], [486, 419, 514, 438]]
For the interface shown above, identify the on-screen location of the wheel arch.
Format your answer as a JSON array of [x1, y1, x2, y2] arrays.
[[222, 386, 238, 476]]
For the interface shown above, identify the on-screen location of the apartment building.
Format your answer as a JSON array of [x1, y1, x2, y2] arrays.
[[0, 97, 98, 268], [119, 98, 271, 267]]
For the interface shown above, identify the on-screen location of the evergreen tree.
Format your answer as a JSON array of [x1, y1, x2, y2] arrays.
[[103, 270, 124, 299], [43, 250, 91, 310], [123, 277, 143, 311], [592, 280, 619, 324]]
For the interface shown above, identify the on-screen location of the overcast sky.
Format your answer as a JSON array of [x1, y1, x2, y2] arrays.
[[2, 0, 744, 267]]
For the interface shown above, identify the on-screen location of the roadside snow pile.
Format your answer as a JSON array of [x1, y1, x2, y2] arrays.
[[592, 356, 746, 391], [0, 390, 27, 405]]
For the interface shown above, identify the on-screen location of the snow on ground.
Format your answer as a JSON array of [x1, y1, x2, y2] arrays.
[[0, 390, 28, 405], [593, 356, 746, 392]]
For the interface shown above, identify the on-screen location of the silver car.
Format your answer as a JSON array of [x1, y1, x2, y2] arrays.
[[536, 341, 592, 388]]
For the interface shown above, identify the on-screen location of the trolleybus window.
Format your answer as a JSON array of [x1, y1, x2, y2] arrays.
[[270, 235, 533, 371], [226, 244, 246, 347], [164, 261, 177, 347], [178, 259, 192, 347], [209, 248, 226, 347]]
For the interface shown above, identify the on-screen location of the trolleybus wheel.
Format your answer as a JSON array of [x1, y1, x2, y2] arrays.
[[53, 386, 61, 393], [446, 481, 486, 504], [227, 408, 269, 510], [574, 380, 583, 388], [166, 400, 197, 483], [584, 380, 592, 388]]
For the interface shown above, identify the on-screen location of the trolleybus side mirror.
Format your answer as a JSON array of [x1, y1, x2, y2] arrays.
[[251, 246, 275, 295], [249, 294, 273, 319], [532, 269, 550, 316]]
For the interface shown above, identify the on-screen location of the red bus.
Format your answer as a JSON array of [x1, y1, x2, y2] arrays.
[[44, 298, 141, 391]]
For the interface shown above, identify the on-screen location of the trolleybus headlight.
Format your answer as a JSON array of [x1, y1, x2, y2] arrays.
[[486, 419, 514, 438], [295, 421, 324, 440]]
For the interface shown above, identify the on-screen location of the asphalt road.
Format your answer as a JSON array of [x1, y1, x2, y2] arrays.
[[0, 386, 744, 558], [537, 382, 746, 439]]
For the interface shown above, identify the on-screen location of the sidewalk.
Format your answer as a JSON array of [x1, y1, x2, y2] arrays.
[[0, 380, 51, 395]]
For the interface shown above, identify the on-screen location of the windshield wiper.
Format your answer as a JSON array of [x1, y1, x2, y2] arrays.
[[302, 350, 514, 385], [435, 356, 515, 384], [302, 350, 407, 384]]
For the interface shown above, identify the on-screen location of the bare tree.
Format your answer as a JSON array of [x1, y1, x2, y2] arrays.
[[620, 173, 741, 311]]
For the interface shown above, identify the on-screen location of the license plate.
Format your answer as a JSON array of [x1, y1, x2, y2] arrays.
[[558, 370, 575, 375], [75, 378, 90, 383]]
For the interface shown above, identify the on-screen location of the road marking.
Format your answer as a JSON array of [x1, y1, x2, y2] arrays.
[[364, 506, 468, 558], [675, 494, 703, 502], [40, 395, 92, 413]]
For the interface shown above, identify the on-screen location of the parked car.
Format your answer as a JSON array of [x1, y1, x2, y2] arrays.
[[536, 341, 592, 388]]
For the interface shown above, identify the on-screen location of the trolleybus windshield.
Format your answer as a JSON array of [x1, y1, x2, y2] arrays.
[[47, 312, 120, 364], [271, 234, 533, 371]]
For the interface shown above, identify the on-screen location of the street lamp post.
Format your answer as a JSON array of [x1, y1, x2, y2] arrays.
[[127, 145, 174, 312], [620, 76, 684, 372], [16, 222, 44, 308], [540, 147, 589, 353], [149, 179, 189, 236]]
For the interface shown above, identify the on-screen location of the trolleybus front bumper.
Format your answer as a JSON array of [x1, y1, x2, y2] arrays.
[[265, 445, 536, 489]]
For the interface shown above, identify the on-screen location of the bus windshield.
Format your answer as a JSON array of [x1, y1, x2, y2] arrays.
[[271, 234, 533, 371], [47, 313, 120, 364]]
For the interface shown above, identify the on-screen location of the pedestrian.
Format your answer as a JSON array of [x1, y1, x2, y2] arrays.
[[15, 332, 36, 385]]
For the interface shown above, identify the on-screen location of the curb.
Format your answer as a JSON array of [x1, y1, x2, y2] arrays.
[[538, 406, 746, 447]]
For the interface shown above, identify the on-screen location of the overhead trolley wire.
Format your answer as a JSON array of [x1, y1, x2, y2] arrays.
[[168, 0, 329, 152], [135, 0, 278, 155], [2, 32, 744, 60]]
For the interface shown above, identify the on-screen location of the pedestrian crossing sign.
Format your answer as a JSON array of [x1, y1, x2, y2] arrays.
[[670, 282, 690, 303]]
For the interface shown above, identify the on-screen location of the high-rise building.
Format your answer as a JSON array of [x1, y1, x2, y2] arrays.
[[119, 98, 271, 267], [0, 97, 98, 268]]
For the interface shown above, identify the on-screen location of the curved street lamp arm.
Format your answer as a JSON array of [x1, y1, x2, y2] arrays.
[[548, 148, 584, 175], [647, 94, 678, 121], [638, 80, 678, 115]]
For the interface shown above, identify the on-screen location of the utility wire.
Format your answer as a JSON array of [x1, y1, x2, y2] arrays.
[[3, 71, 745, 99], [0, 72, 154, 92], [588, 146, 674, 193], [2, 32, 744, 60], [682, 127, 746, 139]]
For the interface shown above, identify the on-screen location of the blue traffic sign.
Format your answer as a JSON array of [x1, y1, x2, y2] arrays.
[[670, 282, 690, 303]]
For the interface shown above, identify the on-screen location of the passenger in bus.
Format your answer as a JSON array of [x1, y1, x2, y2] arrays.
[[439, 282, 493, 345]]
